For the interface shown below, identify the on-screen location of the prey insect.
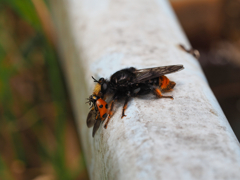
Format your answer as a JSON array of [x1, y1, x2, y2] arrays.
[[86, 64, 184, 136], [86, 95, 108, 137]]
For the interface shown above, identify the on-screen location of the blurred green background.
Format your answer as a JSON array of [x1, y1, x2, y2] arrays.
[[0, 0, 240, 180], [0, 0, 88, 179]]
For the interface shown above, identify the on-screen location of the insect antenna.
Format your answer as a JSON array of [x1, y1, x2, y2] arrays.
[[92, 76, 99, 83]]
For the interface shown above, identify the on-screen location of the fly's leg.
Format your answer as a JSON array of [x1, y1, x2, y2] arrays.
[[104, 99, 116, 129], [121, 96, 130, 119], [153, 88, 173, 99]]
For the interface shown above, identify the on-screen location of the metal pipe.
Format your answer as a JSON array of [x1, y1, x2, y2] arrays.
[[50, 0, 240, 179]]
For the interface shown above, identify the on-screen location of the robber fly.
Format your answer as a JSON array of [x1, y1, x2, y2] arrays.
[[86, 64, 184, 136]]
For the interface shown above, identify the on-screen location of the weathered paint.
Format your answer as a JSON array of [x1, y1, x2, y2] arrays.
[[50, 0, 240, 179]]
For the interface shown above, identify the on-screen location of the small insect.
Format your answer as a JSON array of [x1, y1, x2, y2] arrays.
[[86, 94, 108, 137], [179, 44, 200, 59], [86, 65, 184, 136]]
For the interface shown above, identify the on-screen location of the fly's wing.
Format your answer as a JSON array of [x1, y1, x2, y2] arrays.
[[92, 119, 101, 137], [86, 108, 97, 128], [133, 65, 184, 83]]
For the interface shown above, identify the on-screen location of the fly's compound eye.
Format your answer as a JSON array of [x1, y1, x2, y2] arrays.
[[102, 83, 107, 91]]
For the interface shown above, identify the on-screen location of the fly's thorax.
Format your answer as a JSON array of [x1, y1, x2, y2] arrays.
[[110, 68, 135, 85]]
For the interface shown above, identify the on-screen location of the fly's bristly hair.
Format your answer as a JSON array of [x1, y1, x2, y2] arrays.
[[85, 97, 93, 108]]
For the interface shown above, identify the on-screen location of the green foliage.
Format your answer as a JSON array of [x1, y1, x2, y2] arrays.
[[0, 0, 87, 179], [1, 0, 41, 30]]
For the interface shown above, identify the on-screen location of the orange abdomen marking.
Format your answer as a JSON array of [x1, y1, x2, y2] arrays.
[[159, 75, 176, 91], [159, 76, 170, 89], [96, 98, 108, 120]]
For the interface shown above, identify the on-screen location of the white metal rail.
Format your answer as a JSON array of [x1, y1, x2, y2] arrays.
[[50, 0, 240, 179]]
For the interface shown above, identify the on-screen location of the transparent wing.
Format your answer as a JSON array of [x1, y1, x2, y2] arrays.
[[133, 65, 184, 83], [86, 108, 97, 128], [92, 119, 101, 137]]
